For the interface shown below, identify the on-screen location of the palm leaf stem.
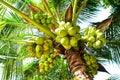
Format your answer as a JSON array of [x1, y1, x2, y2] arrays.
[[72, 0, 78, 25], [0, 55, 17, 59], [76, 0, 88, 23], [6, 22, 32, 28]]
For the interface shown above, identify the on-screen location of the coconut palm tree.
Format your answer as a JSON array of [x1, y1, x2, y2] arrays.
[[0, 0, 120, 80]]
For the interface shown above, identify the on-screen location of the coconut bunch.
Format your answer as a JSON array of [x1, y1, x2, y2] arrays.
[[81, 27, 107, 48], [83, 53, 98, 76], [26, 36, 59, 73], [26, 37, 54, 58], [30, 12, 53, 27], [39, 53, 58, 73], [55, 21, 81, 50]]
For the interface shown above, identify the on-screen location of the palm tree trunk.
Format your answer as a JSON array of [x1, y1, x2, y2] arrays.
[[65, 49, 93, 80]]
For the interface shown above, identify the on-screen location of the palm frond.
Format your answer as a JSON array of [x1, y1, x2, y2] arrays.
[[51, 0, 71, 21], [1, 59, 14, 80], [106, 40, 120, 64], [0, 3, 36, 79], [107, 74, 120, 80], [77, 0, 101, 26], [103, 0, 120, 8], [1, 58, 24, 80]]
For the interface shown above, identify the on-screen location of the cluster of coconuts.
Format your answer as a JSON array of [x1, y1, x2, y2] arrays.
[[35, 37, 54, 57], [81, 27, 106, 48], [55, 21, 81, 50], [26, 44, 36, 57], [83, 53, 98, 75], [30, 12, 53, 27], [39, 53, 58, 73], [26, 37, 54, 58], [26, 36, 58, 73]]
